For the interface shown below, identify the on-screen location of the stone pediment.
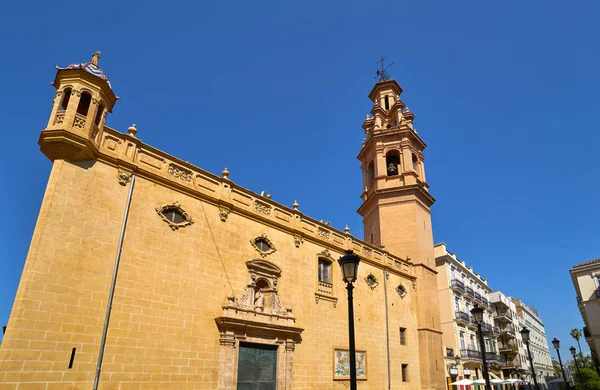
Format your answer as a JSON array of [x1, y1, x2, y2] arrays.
[[246, 259, 281, 279]]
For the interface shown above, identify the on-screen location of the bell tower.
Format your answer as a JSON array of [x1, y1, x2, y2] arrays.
[[357, 72, 445, 389], [40, 51, 117, 161]]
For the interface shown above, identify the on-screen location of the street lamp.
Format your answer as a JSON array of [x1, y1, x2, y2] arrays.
[[571, 346, 581, 377], [338, 250, 360, 390], [470, 304, 492, 390], [552, 338, 571, 390], [520, 327, 540, 390]]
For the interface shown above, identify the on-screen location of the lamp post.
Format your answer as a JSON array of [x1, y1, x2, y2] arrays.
[[520, 327, 540, 390], [470, 304, 492, 390], [552, 338, 571, 390], [570, 346, 581, 377], [338, 250, 360, 390]]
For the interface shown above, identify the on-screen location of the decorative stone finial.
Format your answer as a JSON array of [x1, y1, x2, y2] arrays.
[[405, 106, 411, 113], [365, 114, 370, 120], [91, 51, 101, 67], [222, 168, 230, 179], [344, 225, 350, 234], [292, 200, 299, 210], [127, 124, 137, 137]]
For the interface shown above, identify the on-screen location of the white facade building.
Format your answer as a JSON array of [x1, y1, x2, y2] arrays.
[[513, 299, 554, 385]]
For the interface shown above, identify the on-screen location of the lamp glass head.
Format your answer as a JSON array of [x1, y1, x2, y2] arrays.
[[470, 304, 484, 323], [338, 250, 360, 283], [520, 327, 530, 342], [552, 338, 560, 349]]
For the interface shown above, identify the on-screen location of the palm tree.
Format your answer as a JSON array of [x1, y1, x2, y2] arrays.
[[571, 328, 583, 356]]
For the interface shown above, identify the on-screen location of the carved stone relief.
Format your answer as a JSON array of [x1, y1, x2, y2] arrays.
[[219, 206, 230, 222], [168, 164, 192, 182], [317, 228, 331, 239], [117, 169, 132, 186], [215, 259, 303, 390], [255, 200, 272, 215], [293, 234, 303, 248]]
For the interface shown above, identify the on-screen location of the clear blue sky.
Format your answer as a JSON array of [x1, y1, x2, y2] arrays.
[[1, 0, 598, 359]]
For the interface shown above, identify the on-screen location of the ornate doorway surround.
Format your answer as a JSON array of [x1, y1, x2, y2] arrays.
[[215, 259, 303, 390]]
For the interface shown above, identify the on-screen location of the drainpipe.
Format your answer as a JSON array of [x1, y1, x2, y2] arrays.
[[383, 270, 391, 390], [93, 175, 136, 390]]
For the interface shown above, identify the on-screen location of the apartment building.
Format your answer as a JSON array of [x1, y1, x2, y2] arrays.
[[513, 299, 554, 384], [435, 243, 505, 387]]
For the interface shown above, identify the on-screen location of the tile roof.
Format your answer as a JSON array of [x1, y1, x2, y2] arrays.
[[573, 258, 600, 268]]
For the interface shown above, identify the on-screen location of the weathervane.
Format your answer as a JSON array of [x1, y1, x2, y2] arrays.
[[375, 56, 394, 81]]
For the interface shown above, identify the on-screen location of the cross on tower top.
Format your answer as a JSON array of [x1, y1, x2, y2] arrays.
[[375, 56, 394, 81]]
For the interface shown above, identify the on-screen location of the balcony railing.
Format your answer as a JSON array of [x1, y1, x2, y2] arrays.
[[485, 352, 501, 362], [456, 311, 470, 324], [481, 297, 489, 308], [54, 110, 65, 125], [466, 286, 475, 299], [498, 343, 516, 353], [494, 310, 512, 322], [461, 349, 482, 360], [318, 281, 333, 296], [474, 292, 482, 303], [492, 326, 500, 335], [499, 326, 516, 338], [73, 113, 86, 130], [451, 279, 465, 293]]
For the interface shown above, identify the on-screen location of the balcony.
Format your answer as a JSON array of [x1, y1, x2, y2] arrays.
[[456, 311, 470, 325], [467, 317, 478, 329], [461, 349, 482, 360], [481, 297, 490, 308], [451, 279, 465, 293], [498, 343, 516, 354], [492, 326, 500, 335], [474, 292, 482, 303], [493, 310, 512, 322], [499, 326, 516, 338], [466, 286, 475, 299], [485, 352, 501, 363]]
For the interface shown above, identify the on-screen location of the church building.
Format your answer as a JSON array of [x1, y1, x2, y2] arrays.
[[0, 52, 445, 389]]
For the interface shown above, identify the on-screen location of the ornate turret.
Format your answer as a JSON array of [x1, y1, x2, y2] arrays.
[[40, 51, 118, 161]]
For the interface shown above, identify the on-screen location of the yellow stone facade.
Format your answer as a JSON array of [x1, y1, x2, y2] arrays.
[[0, 54, 445, 389]]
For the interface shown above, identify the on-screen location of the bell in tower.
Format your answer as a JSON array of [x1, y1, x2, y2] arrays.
[[40, 51, 118, 161]]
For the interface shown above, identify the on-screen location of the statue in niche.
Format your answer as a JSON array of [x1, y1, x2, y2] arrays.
[[387, 162, 398, 176], [254, 288, 264, 311]]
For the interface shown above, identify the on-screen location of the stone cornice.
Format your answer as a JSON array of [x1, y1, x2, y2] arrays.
[[357, 127, 427, 161], [368, 79, 403, 101], [357, 184, 435, 217], [40, 124, 415, 280]]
